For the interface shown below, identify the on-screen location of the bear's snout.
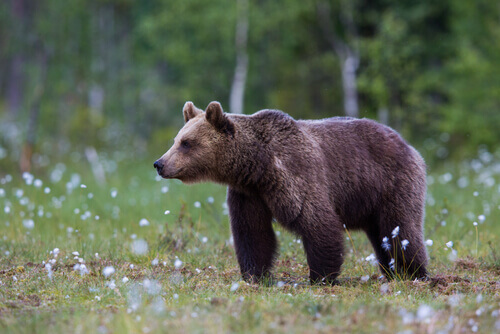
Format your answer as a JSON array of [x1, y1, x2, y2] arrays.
[[153, 159, 163, 174], [154, 158, 179, 179]]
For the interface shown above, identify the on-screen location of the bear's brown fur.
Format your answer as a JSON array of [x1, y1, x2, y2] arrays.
[[154, 101, 428, 284]]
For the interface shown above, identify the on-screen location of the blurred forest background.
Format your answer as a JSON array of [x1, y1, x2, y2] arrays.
[[0, 0, 499, 173]]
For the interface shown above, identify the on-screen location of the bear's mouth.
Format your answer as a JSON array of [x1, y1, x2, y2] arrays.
[[154, 159, 183, 179], [158, 167, 183, 179]]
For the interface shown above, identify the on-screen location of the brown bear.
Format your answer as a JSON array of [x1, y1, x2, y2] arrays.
[[154, 101, 428, 284]]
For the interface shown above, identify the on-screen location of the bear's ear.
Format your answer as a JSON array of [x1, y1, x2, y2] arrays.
[[183, 101, 203, 123], [205, 101, 235, 136]]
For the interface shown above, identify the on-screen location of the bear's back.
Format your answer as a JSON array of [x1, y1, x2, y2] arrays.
[[300, 117, 419, 164]]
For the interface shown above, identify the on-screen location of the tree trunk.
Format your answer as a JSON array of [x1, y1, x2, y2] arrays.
[[316, 1, 359, 118], [229, 0, 249, 114], [340, 53, 359, 118], [20, 48, 48, 173], [7, 0, 26, 116]]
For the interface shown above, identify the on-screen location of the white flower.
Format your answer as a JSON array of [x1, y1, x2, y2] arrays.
[[131, 239, 148, 255], [391, 226, 400, 238], [473, 222, 478, 227], [22, 172, 34, 184], [45, 263, 53, 280], [448, 249, 458, 261], [446, 241, 453, 248], [478, 215, 485, 223], [425, 239, 433, 246], [143, 279, 161, 295], [201, 237, 208, 243], [110, 189, 118, 198], [365, 253, 378, 266], [382, 237, 391, 251], [207, 196, 214, 203], [194, 201, 201, 208], [151, 258, 159, 266], [74, 263, 89, 276], [102, 266, 115, 277], [174, 259, 183, 269], [72, 251, 80, 256], [80, 184, 87, 188], [389, 258, 395, 270], [416, 304, 433, 322], [164, 210, 170, 215], [230, 282, 239, 292], [34, 179, 43, 188], [401, 239, 409, 251], [122, 277, 129, 283], [95, 296, 101, 301], [22, 219, 35, 229], [44, 187, 51, 194], [139, 218, 150, 227]]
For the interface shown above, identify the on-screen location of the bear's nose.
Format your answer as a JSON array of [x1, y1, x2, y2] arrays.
[[153, 160, 163, 171]]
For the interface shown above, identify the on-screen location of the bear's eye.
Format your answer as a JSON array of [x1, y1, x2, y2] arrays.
[[180, 140, 191, 151]]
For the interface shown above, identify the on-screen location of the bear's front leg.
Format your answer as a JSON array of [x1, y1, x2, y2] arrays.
[[227, 188, 277, 284], [301, 222, 345, 285]]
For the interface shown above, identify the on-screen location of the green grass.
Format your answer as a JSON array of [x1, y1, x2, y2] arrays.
[[1, 153, 499, 333]]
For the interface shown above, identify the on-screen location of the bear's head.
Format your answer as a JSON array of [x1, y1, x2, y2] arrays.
[[154, 101, 235, 184]]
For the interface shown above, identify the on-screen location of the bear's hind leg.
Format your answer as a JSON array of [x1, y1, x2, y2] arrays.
[[365, 225, 395, 278], [301, 221, 345, 285], [393, 228, 428, 279], [379, 211, 428, 280], [227, 188, 277, 284]]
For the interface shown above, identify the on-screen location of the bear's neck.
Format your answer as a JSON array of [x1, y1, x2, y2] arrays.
[[217, 129, 273, 192]]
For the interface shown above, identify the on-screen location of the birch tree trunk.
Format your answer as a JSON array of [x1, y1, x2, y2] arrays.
[[7, 0, 26, 116], [229, 0, 249, 114], [340, 53, 359, 118], [316, 1, 359, 118], [20, 47, 48, 173]]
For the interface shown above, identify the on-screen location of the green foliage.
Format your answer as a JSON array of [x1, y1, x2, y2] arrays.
[[0, 0, 499, 160], [134, 0, 236, 109], [440, 0, 500, 156]]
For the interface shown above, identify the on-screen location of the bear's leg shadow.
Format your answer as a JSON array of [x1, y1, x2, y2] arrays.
[[300, 218, 345, 285], [227, 188, 277, 283]]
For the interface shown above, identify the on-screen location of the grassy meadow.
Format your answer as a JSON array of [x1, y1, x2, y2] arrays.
[[0, 149, 499, 333]]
